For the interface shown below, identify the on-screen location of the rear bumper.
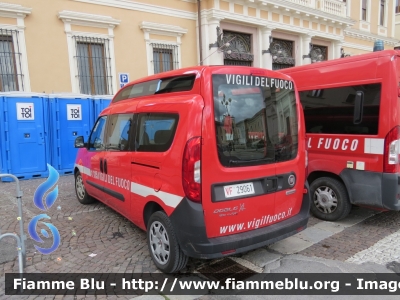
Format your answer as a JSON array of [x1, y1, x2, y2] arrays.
[[340, 170, 400, 211], [169, 183, 310, 259]]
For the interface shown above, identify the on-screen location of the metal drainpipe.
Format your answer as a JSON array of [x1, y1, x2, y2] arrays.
[[198, 0, 203, 65]]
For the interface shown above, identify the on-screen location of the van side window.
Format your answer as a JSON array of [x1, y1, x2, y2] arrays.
[[299, 83, 381, 135], [105, 114, 135, 151], [89, 116, 107, 151], [136, 113, 179, 152]]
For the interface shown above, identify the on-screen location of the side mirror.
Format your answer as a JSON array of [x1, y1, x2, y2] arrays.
[[74, 136, 85, 148]]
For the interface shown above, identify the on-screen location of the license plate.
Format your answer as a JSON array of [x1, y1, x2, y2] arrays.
[[223, 182, 255, 198]]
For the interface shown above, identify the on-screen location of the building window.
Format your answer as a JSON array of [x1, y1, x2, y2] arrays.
[[223, 30, 253, 67], [270, 39, 295, 70], [310, 45, 328, 63], [0, 29, 24, 92], [59, 11, 120, 94], [396, 0, 400, 14], [150, 43, 178, 74], [380, 0, 385, 26], [74, 36, 112, 95], [362, 0, 367, 21], [140, 22, 186, 76]]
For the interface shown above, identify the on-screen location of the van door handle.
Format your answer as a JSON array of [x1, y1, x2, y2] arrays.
[[353, 91, 364, 124], [100, 158, 103, 173], [265, 177, 278, 192], [104, 159, 108, 174]]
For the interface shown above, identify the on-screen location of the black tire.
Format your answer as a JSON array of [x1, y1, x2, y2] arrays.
[[74, 171, 95, 204], [147, 211, 188, 273], [310, 177, 351, 221]]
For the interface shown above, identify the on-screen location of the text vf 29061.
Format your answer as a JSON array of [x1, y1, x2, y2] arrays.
[[74, 66, 310, 273]]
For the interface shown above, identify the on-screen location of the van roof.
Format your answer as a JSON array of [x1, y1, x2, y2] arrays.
[[280, 49, 400, 74], [111, 65, 294, 105], [124, 65, 292, 86]]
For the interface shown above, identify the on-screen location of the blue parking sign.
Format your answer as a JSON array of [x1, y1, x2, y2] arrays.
[[119, 73, 129, 84]]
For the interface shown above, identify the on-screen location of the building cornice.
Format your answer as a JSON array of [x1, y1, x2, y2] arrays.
[[71, 0, 197, 20], [205, 9, 344, 41], [344, 28, 399, 46], [140, 22, 188, 37], [58, 10, 121, 28], [0, 2, 31, 19], [226, 0, 355, 27]]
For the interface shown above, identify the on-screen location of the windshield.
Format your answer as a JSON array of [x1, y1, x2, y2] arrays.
[[212, 74, 298, 167]]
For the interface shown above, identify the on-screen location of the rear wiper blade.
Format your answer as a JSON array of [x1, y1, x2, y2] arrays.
[[229, 157, 274, 166]]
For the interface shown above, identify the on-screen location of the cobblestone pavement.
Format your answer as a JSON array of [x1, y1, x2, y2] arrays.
[[1, 175, 400, 299]]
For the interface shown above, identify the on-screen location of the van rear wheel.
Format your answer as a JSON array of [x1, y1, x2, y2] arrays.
[[75, 171, 95, 204], [310, 177, 351, 221], [147, 211, 188, 273]]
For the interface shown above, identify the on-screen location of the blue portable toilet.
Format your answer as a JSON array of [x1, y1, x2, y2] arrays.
[[48, 93, 92, 175], [92, 95, 112, 129], [0, 92, 50, 181]]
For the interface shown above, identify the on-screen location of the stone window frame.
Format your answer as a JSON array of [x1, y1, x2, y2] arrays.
[[140, 22, 187, 76], [0, 2, 32, 92], [58, 10, 120, 94]]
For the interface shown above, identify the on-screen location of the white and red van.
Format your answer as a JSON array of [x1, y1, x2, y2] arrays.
[[74, 66, 310, 273], [280, 50, 400, 221]]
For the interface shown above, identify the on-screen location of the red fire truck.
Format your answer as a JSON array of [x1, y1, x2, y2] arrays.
[[280, 50, 400, 221]]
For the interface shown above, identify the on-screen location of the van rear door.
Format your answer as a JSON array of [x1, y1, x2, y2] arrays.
[[201, 71, 301, 239]]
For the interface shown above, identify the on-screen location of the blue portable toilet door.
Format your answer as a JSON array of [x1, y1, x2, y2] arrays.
[[8, 98, 48, 174], [58, 100, 91, 172]]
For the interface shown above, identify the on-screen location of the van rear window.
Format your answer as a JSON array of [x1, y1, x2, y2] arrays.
[[113, 75, 196, 103], [212, 74, 298, 167]]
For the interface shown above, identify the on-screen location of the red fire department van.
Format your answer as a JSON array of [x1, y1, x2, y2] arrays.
[[280, 50, 400, 221], [74, 66, 310, 273]]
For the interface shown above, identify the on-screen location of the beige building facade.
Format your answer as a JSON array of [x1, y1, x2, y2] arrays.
[[0, 0, 398, 95]]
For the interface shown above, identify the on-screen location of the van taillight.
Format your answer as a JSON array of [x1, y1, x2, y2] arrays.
[[182, 137, 201, 203], [384, 126, 400, 173]]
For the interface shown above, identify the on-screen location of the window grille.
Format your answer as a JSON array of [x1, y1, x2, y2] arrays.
[[271, 39, 295, 70], [151, 43, 178, 74], [310, 45, 327, 63], [224, 60, 252, 66], [223, 31, 253, 66], [73, 36, 113, 95], [0, 29, 24, 92]]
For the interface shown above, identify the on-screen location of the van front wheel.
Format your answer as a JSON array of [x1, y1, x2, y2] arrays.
[[75, 171, 95, 204], [310, 177, 351, 221], [147, 211, 188, 273]]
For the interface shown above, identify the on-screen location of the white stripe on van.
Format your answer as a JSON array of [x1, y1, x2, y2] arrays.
[[75, 163, 182, 208], [364, 138, 384, 155], [74, 164, 91, 176], [130, 182, 183, 208]]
